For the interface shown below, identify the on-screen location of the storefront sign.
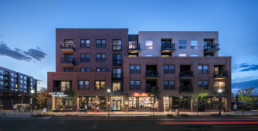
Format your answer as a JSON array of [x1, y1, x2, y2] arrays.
[[48, 92, 67, 97], [132, 93, 149, 97]]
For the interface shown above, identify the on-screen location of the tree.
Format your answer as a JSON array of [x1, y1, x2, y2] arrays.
[[66, 88, 76, 106], [237, 87, 256, 111], [36, 88, 49, 108], [148, 86, 160, 116], [193, 89, 208, 115]]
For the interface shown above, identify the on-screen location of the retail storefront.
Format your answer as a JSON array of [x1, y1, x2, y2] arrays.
[[163, 96, 192, 112], [198, 96, 227, 112], [128, 93, 158, 111], [111, 96, 123, 111], [78, 96, 106, 111]]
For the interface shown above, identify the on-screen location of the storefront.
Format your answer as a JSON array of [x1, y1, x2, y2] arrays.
[[128, 93, 158, 111], [199, 96, 227, 112], [111, 96, 123, 111], [163, 96, 192, 112], [78, 96, 106, 111]]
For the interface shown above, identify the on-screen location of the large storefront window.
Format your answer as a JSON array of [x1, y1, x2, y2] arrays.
[[172, 96, 191, 110], [129, 97, 136, 110], [111, 96, 123, 111], [129, 97, 158, 111], [54, 97, 73, 111], [199, 96, 226, 111], [79, 96, 106, 111]]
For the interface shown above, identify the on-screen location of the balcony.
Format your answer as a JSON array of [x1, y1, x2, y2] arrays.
[[128, 43, 140, 53], [145, 71, 159, 79], [214, 71, 228, 79], [204, 43, 220, 53], [146, 86, 158, 92], [60, 57, 75, 68], [180, 86, 193, 93], [112, 73, 122, 80], [60, 42, 75, 54], [161, 43, 176, 53], [180, 71, 193, 79]]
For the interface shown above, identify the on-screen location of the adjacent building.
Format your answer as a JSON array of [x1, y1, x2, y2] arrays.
[[0, 66, 37, 109], [47, 29, 231, 112]]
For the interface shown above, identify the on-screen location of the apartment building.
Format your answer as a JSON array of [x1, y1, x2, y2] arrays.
[[47, 29, 231, 112], [0, 66, 37, 109]]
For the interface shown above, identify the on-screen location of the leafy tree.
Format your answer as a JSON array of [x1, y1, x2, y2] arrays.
[[237, 87, 256, 109], [36, 88, 49, 108], [66, 88, 76, 106]]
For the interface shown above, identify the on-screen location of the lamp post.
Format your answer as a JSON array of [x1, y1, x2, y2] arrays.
[[218, 88, 223, 116], [30, 89, 35, 113], [107, 88, 111, 119]]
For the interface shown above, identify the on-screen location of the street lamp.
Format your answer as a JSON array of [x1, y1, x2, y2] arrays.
[[218, 88, 223, 116], [107, 88, 111, 119]]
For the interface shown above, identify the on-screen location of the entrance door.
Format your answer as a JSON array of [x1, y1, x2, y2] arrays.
[[112, 100, 121, 111]]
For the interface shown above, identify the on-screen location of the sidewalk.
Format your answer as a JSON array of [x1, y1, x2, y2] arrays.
[[41, 111, 258, 117]]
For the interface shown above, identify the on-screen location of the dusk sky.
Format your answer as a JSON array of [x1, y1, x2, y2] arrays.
[[0, 0, 258, 89]]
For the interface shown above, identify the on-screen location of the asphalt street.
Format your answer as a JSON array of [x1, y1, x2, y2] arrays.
[[0, 117, 258, 131]]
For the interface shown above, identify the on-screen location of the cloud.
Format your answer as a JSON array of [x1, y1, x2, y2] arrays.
[[238, 63, 258, 72], [0, 41, 47, 62], [0, 42, 32, 61], [24, 49, 47, 61]]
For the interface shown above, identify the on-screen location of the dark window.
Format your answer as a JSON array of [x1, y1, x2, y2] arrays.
[[64, 68, 73, 72], [101, 40, 106, 48], [78, 80, 89, 89], [96, 54, 101, 62], [113, 40, 122, 51], [80, 54, 85, 62], [164, 65, 169, 74], [95, 80, 105, 90], [130, 65, 135, 74], [96, 40, 101, 48], [80, 68, 85, 72], [86, 54, 90, 62], [136, 81, 141, 89], [198, 65, 203, 74], [79, 81, 84, 89], [198, 80, 208, 89], [164, 80, 169, 89], [113, 54, 122, 65], [80, 40, 85, 48], [170, 65, 175, 74], [170, 81, 174, 89], [101, 68, 106, 72], [136, 65, 141, 74], [86, 68, 90, 72], [130, 81, 135, 89], [112, 68, 121, 79], [203, 65, 208, 74], [203, 80, 208, 89], [179, 40, 187, 49], [101, 54, 106, 62]]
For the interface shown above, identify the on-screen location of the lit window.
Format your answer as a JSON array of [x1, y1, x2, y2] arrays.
[[145, 40, 153, 49]]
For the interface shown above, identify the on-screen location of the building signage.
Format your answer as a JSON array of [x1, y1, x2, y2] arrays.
[[48, 92, 68, 97], [132, 93, 149, 97]]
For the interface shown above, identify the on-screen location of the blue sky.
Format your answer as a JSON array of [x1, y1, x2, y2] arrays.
[[0, 0, 258, 89]]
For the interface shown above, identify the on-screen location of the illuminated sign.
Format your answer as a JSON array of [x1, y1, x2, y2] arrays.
[[132, 93, 149, 97]]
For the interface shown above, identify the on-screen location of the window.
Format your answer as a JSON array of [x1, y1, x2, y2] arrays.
[[190, 54, 198, 57], [164, 65, 169, 74], [101, 54, 106, 62], [96, 54, 101, 62], [86, 40, 90, 48], [80, 40, 85, 48], [170, 81, 174, 89], [96, 68, 101, 72], [170, 65, 175, 74], [113, 54, 122, 65], [80, 68, 85, 72], [113, 40, 122, 50], [112, 82, 121, 92], [145, 54, 153, 57], [78, 80, 89, 89], [112, 68, 121, 79], [198, 80, 208, 89], [101, 68, 106, 72], [198, 65, 208, 74], [191, 40, 198, 49], [136, 65, 141, 74], [0, 70, 3, 75], [101, 40, 106, 48], [96, 40, 101, 48], [95, 81, 105, 90], [64, 68, 73, 72], [80, 54, 85, 62], [86, 68, 90, 72], [136, 81, 141, 89], [179, 40, 186, 49], [86, 54, 90, 62], [179, 54, 186, 57], [130, 81, 135, 89], [130, 65, 135, 74], [145, 40, 153, 49], [129, 41, 138, 49], [164, 80, 169, 89]]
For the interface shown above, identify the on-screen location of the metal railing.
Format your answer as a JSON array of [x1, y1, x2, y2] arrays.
[[180, 71, 193, 77], [214, 71, 228, 77], [60, 42, 76, 49], [204, 43, 219, 50], [180, 86, 193, 93], [145, 71, 159, 78], [128, 43, 140, 50], [161, 43, 176, 50], [60, 57, 74, 64]]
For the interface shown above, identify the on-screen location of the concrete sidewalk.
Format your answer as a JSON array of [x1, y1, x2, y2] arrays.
[[41, 111, 258, 117]]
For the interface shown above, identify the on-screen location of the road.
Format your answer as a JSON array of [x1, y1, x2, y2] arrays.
[[0, 117, 258, 131]]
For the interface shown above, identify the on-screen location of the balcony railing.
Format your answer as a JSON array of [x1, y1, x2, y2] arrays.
[[204, 43, 220, 52], [180, 86, 193, 93], [60, 57, 75, 68], [214, 71, 228, 78], [146, 86, 157, 92], [128, 43, 140, 50], [112, 73, 122, 79], [112, 60, 122, 66], [60, 42, 75, 53], [180, 71, 193, 78], [145, 71, 159, 78], [161, 43, 176, 50]]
